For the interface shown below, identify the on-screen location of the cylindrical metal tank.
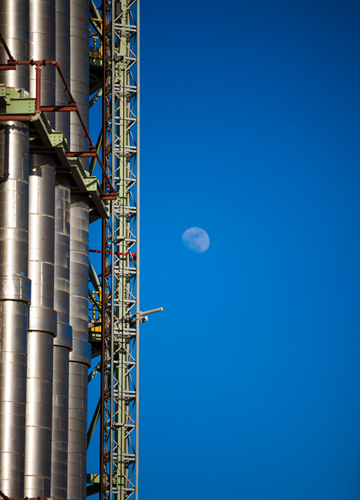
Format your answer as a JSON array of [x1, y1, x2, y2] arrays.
[[67, 361, 88, 500], [24, 154, 57, 498], [29, 0, 56, 129], [0, 3, 30, 497], [0, 120, 30, 498], [51, 175, 72, 500], [55, 0, 70, 144], [52, 0, 72, 495], [25, 4, 57, 494], [70, 0, 89, 158], [68, 0, 90, 498], [68, 194, 91, 500], [0, 0, 29, 90]]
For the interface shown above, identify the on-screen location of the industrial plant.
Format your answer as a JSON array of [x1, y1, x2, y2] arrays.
[[0, 0, 140, 499]]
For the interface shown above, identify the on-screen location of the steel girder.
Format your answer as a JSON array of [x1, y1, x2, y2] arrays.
[[101, 1, 139, 500]]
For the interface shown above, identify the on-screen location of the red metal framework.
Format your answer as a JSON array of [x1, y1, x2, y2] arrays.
[[0, 33, 116, 200]]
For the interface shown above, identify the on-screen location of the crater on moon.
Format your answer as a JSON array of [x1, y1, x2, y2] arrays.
[[182, 227, 210, 253]]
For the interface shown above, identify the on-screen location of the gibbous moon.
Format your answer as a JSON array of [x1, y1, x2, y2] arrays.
[[182, 227, 210, 253]]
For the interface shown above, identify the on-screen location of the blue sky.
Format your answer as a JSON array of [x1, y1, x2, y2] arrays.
[[89, 1, 360, 498]]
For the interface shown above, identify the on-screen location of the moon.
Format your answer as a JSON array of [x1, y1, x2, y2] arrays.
[[182, 227, 210, 253]]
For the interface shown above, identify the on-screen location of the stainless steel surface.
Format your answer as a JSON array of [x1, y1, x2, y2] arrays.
[[67, 1, 90, 497], [27, 155, 56, 334], [70, 0, 89, 162], [54, 176, 72, 350], [0, 0, 29, 90], [0, 124, 30, 278], [55, 0, 70, 143], [51, 345, 70, 500], [52, 175, 72, 500], [29, 0, 56, 129], [68, 193, 90, 500], [69, 194, 90, 366], [67, 362, 87, 500], [0, 301, 29, 498], [0, 121, 30, 498], [0, 276, 31, 304], [24, 331, 53, 497], [25, 154, 56, 498]]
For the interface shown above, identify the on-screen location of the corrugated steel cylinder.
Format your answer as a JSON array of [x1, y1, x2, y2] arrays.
[[0, 0, 29, 90], [29, 0, 56, 128], [52, 175, 72, 500], [0, 121, 30, 498], [55, 0, 70, 144], [25, 154, 56, 498]]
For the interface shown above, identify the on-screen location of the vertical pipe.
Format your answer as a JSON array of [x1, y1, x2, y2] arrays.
[[55, 0, 70, 144], [68, 0, 90, 498], [51, 176, 72, 500], [25, 154, 57, 498], [0, 123, 30, 498], [29, 0, 56, 129], [0, 0, 29, 91], [25, 2, 57, 496], [68, 194, 90, 500], [70, 0, 89, 159], [53, 0, 71, 496], [0, 3, 30, 496]]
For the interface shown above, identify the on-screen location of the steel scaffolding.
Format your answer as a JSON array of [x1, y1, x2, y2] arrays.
[[100, 1, 139, 500]]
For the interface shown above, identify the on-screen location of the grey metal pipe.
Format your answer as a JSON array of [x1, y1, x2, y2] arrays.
[[53, 0, 71, 496], [25, 154, 57, 498], [26, 4, 56, 494], [70, 0, 89, 162], [0, 121, 30, 498], [67, 0, 90, 497], [67, 362, 88, 500], [54, 176, 72, 352], [0, 4, 30, 497], [0, 0, 29, 90], [51, 345, 70, 500], [55, 0, 70, 144], [29, 0, 56, 129], [51, 175, 72, 500], [68, 193, 90, 500]]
